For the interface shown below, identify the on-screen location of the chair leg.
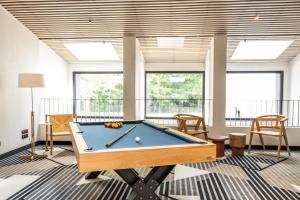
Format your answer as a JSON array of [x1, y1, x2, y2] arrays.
[[248, 133, 253, 154], [283, 131, 291, 156], [204, 133, 208, 141], [259, 134, 265, 150], [45, 125, 49, 151], [50, 133, 54, 156], [277, 135, 282, 160]]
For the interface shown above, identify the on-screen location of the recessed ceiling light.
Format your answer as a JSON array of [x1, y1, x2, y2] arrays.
[[64, 42, 120, 61], [157, 37, 185, 48], [231, 40, 293, 60]]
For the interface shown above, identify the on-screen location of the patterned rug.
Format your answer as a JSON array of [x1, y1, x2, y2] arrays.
[[218, 151, 287, 171], [0, 145, 299, 200]]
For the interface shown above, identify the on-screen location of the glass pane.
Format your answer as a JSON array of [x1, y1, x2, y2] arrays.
[[75, 73, 123, 117], [146, 73, 204, 118], [226, 72, 281, 119]]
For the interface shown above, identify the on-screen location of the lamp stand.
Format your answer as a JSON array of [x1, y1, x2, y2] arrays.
[[19, 88, 47, 160]]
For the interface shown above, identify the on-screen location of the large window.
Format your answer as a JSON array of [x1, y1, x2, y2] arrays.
[[226, 71, 283, 119], [73, 72, 123, 117], [145, 72, 204, 118]]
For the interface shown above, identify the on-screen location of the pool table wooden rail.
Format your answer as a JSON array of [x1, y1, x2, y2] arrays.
[[70, 122, 216, 172]]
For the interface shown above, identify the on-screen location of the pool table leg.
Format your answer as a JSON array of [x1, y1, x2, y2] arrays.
[[85, 171, 102, 179], [115, 165, 175, 200]]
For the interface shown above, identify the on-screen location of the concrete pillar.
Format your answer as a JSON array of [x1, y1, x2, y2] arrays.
[[123, 36, 145, 120], [205, 34, 227, 130]]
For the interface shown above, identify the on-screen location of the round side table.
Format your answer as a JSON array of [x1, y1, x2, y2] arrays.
[[229, 133, 246, 156], [208, 136, 229, 159]]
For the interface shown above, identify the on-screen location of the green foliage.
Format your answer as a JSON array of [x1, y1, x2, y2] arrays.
[[82, 73, 203, 114], [146, 73, 203, 113], [91, 83, 123, 100], [147, 73, 203, 99]]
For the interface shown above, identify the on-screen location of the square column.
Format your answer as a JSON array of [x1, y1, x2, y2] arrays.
[[205, 34, 227, 129], [123, 36, 145, 120]]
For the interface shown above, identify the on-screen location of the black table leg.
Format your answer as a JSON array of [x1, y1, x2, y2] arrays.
[[85, 171, 102, 179], [115, 165, 175, 200]]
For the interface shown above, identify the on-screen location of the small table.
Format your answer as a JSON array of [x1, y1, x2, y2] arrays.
[[229, 133, 246, 156], [208, 136, 229, 158]]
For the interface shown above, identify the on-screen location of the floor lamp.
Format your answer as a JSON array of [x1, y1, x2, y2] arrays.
[[18, 73, 47, 160]]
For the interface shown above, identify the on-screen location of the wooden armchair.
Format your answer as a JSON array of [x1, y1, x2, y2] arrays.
[[248, 115, 291, 159], [175, 114, 208, 140], [45, 114, 76, 155]]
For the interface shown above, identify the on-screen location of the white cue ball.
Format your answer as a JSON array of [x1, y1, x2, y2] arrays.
[[135, 136, 141, 143]]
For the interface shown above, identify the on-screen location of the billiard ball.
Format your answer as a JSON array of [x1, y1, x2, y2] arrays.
[[135, 137, 141, 143]]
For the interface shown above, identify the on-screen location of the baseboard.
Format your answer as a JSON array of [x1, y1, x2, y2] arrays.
[[39, 141, 73, 146], [0, 141, 72, 160], [0, 142, 38, 160], [225, 144, 300, 151]]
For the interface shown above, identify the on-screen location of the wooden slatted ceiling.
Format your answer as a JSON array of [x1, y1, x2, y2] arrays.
[[138, 37, 211, 63], [1, 0, 300, 39], [1, 0, 300, 63], [43, 36, 300, 64], [43, 37, 211, 64]]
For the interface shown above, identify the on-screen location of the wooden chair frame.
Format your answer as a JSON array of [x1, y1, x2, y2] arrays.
[[45, 114, 76, 155], [174, 114, 208, 140], [248, 114, 291, 159]]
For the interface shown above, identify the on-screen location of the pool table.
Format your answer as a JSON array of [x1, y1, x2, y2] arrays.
[[70, 120, 215, 200]]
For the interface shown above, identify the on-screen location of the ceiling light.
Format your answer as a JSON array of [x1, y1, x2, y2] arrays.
[[231, 40, 293, 60], [157, 37, 184, 48], [64, 42, 120, 61], [255, 13, 260, 20]]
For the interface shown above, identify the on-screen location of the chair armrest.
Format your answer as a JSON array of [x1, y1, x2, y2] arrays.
[[280, 117, 288, 122], [175, 116, 187, 122]]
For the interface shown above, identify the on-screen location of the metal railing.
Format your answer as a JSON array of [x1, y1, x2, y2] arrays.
[[40, 98, 300, 127], [226, 99, 300, 127], [41, 98, 123, 122], [143, 98, 212, 125]]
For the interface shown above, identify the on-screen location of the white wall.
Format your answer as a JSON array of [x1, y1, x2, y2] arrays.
[[0, 5, 69, 154], [145, 63, 204, 71], [288, 55, 300, 99], [39, 41, 69, 99], [69, 62, 122, 72]]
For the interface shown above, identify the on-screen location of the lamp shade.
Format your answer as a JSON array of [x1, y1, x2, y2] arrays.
[[18, 73, 45, 88]]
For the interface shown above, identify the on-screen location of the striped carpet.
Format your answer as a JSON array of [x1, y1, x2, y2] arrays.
[[0, 146, 300, 200]]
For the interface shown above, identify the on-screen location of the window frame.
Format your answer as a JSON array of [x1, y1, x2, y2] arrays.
[[72, 71, 123, 118], [226, 70, 284, 120], [144, 71, 205, 119]]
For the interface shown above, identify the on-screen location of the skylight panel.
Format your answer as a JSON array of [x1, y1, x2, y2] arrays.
[[157, 37, 185, 48], [64, 42, 120, 61], [231, 40, 293, 60]]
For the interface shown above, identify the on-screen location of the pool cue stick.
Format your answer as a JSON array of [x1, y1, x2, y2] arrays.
[[105, 125, 136, 147]]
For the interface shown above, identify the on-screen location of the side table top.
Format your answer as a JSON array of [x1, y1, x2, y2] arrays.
[[229, 133, 247, 136], [208, 136, 229, 142]]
